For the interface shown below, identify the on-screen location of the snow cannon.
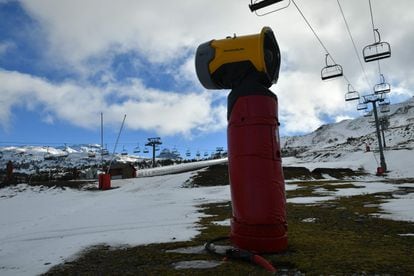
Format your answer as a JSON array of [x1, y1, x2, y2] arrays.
[[195, 27, 287, 253], [98, 173, 111, 190]]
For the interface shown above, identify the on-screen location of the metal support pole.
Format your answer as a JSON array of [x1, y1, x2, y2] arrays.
[[152, 144, 156, 168], [380, 122, 387, 149], [372, 103, 387, 171], [145, 137, 162, 168]]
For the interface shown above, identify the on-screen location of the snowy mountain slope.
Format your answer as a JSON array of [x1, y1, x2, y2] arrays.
[[281, 97, 414, 156]]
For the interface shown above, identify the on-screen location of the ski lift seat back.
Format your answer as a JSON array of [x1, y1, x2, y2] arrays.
[[357, 102, 368, 111], [249, 0, 291, 16], [380, 104, 390, 113], [379, 98, 390, 106], [363, 29, 391, 63], [374, 74, 391, 94], [345, 84, 360, 101], [321, 54, 343, 81], [374, 83, 391, 94], [363, 41, 391, 62]]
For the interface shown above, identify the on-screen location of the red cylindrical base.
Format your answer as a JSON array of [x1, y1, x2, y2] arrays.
[[376, 167, 384, 176], [228, 94, 287, 253], [98, 173, 111, 190]]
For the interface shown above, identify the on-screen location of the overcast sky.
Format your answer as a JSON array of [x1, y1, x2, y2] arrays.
[[0, 0, 412, 154]]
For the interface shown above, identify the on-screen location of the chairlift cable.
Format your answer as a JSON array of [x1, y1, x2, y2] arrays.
[[291, 0, 330, 57], [367, 0, 386, 79], [368, 0, 376, 41], [291, 0, 354, 90], [337, 0, 371, 91]]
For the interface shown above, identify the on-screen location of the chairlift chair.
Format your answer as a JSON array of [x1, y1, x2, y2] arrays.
[[204, 152, 209, 157], [357, 102, 368, 111], [186, 150, 191, 157], [143, 147, 149, 154], [249, 0, 291, 16], [321, 54, 343, 81], [379, 97, 391, 106], [363, 110, 372, 117], [345, 84, 360, 101], [363, 29, 391, 62], [121, 146, 128, 156], [133, 144, 141, 154], [196, 151, 201, 158], [380, 104, 390, 113], [374, 74, 391, 94]]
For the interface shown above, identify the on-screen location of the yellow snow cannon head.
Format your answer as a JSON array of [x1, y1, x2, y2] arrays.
[[195, 27, 280, 89]]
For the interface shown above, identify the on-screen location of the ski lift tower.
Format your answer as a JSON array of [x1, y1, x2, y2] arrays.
[[145, 137, 162, 168], [361, 94, 387, 172]]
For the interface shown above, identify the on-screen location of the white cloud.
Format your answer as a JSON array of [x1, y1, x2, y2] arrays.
[[2, 0, 413, 136], [0, 70, 227, 136]]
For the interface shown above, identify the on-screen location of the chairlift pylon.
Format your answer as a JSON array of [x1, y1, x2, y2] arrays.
[[345, 84, 360, 101], [363, 29, 391, 63], [374, 74, 391, 94], [321, 54, 343, 81]]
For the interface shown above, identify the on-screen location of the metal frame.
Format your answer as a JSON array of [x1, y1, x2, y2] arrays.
[[363, 29, 391, 62]]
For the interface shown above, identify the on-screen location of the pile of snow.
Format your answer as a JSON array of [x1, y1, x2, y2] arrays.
[[136, 158, 227, 177]]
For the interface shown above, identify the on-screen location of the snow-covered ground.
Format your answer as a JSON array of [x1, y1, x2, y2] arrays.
[[0, 172, 230, 276], [0, 150, 413, 275]]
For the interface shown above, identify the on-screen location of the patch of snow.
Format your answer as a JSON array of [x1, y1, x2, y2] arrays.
[[287, 196, 336, 204], [379, 193, 414, 222], [212, 219, 231, 226], [172, 260, 222, 269], [301, 218, 317, 223]]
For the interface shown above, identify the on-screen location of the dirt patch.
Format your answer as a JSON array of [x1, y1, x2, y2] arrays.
[[184, 164, 364, 188]]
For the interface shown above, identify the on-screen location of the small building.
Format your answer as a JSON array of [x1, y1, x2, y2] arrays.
[[108, 163, 136, 179]]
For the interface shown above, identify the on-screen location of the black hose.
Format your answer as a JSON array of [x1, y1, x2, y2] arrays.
[[204, 236, 230, 257], [204, 236, 277, 273]]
